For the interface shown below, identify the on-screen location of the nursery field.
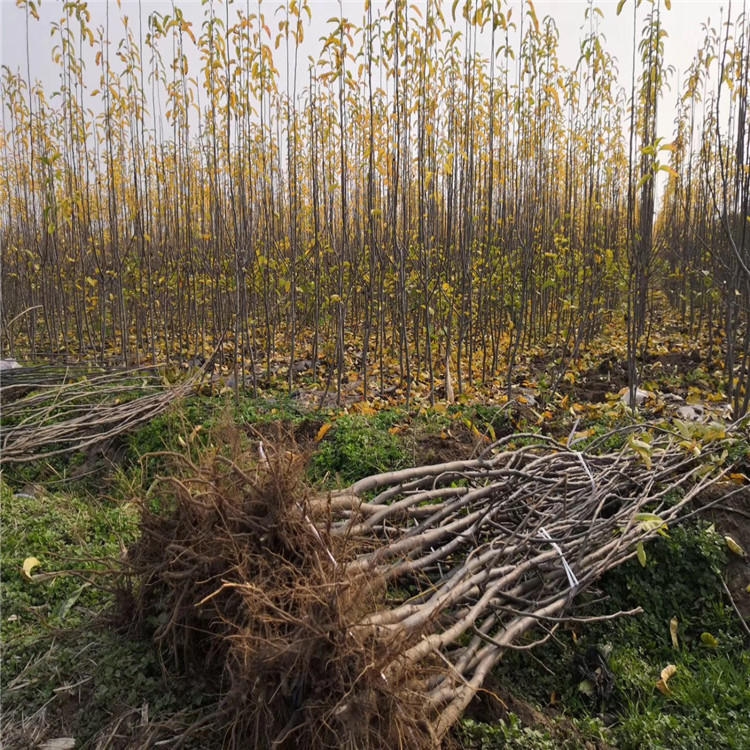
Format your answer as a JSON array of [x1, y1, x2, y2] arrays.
[[2, 0, 750, 746]]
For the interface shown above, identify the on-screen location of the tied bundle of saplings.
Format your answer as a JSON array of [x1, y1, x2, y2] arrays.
[[122, 416, 740, 749]]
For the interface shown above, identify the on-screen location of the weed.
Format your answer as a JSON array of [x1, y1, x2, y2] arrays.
[[458, 714, 609, 749], [308, 413, 408, 485], [0, 480, 214, 746]]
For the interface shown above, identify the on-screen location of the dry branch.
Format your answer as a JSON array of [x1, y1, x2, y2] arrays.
[[0, 366, 207, 464]]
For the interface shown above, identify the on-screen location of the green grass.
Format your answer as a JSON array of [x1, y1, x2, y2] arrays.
[[0, 481, 211, 746], [309, 411, 409, 485], [458, 714, 610, 749]]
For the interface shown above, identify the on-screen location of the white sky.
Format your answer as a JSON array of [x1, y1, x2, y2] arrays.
[[0, 0, 735, 148]]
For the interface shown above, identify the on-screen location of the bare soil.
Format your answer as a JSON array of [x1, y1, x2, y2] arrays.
[[700, 483, 750, 618]]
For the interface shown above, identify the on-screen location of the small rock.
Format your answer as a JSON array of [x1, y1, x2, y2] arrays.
[[676, 404, 703, 421], [620, 388, 654, 407], [0, 358, 20, 371]]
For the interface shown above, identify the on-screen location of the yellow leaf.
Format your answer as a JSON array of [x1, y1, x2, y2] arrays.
[[701, 632, 718, 647], [177, 435, 187, 448], [725, 536, 746, 557], [189, 425, 203, 443], [635, 512, 668, 535], [656, 664, 677, 694], [22, 557, 41, 581], [315, 423, 333, 442], [629, 435, 653, 469], [670, 617, 679, 649]]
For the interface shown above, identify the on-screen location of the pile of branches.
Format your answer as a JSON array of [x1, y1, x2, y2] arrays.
[[0, 366, 206, 464], [124, 421, 741, 749]]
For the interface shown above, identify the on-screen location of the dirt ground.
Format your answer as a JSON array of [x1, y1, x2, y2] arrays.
[[701, 483, 750, 619]]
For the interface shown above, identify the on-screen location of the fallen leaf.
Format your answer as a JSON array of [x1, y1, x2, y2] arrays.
[[629, 435, 653, 469], [635, 512, 668, 535], [58, 582, 91, 620], [700, 632, 718, 648], [637, 541, 647, 567], [39, 740, 76, 750], [315, 423, 333, 442], [578, 678, 595, 697], [725, 536, 746, 557], [22, 557, 41, 581], [670, 617, 679, 649], [353, 401, 377, 416], [656, 664, 677, 694]]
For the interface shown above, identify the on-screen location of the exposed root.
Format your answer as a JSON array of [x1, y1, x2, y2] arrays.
[[124, 432, 439, 749]]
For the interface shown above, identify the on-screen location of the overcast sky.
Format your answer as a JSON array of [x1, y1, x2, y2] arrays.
[[0, 0, 735, 147]]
